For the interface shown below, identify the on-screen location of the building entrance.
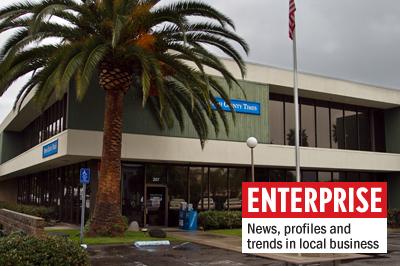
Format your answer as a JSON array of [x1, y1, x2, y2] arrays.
[[146, 186, 167, 226]]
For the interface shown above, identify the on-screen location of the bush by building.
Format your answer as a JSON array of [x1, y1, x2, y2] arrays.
[[0, 233, 89, 266], [198, 211, 241, 230], [0, 202, 56, 222], [388, 209, 400, 227]]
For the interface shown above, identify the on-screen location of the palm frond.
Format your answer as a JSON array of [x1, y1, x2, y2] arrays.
[[0, 0, 249, 146]]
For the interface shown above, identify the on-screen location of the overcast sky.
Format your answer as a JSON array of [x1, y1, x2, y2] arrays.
[[0, 0, 399, 123]]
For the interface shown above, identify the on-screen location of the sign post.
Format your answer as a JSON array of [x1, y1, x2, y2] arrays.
[[79, 168, 90, 245]]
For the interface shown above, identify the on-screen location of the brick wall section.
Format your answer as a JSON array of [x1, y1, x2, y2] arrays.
[[0, 209, 45, 236]]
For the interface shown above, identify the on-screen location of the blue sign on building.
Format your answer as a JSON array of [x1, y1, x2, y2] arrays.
[[42, 139, 58, 158], [80, 168, 91, 184], [211, 97, 261, 115]]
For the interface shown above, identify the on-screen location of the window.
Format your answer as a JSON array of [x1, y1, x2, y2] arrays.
[[330, 107, 344, 149], [316, 106, 331, 148], [255, 168, 269, 182], [189, 167, 203, 211], [167, 166, 187, 226], [17, 162, 89, 224], [344, 108, 358, 150], [270, 169, 286, 182], [300, 102, 316, 147], [269, 99, 285, 145], [228, 168, 246, 210], [285, 100, 295, 146], [358, 109, 371, 151], [332, 172, 346, 182], [209, 168, 228, 210], [202, 167, 210, 210], [347, 172, 359, 182], [168, 166, 188, 206], [22, 94, 67, 151], [302, 171, 317, 182], [318, 171, 332, 182], [269, 93, 378, 152], [373, 110, 386, 152], [286, 170, 297, 182], [360, 172, 374, 182]]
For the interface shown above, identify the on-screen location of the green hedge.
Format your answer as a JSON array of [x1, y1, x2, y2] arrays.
[[198, 211, 241, 230], [0, 202, 56, 222], [0, 233, 89, 266]]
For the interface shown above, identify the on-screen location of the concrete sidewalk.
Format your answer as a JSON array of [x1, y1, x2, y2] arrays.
[[166, 229, 371, 265]]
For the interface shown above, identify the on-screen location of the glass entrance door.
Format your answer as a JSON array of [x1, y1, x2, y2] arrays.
[[146, 186, 167, 226]]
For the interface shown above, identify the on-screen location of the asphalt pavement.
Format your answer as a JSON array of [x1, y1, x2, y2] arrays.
[[88, 233, 400, 266]]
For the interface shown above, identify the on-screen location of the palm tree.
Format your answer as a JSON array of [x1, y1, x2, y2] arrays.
[[0, 0, 248, 236]]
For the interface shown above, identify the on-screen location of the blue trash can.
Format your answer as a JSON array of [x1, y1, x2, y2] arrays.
[[184, 210, 198, 231]]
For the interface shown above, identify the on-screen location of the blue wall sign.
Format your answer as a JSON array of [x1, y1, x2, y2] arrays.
[[42, 139, 58, 158], [80, 168, 91, 184], [212, 97, 261, 115]]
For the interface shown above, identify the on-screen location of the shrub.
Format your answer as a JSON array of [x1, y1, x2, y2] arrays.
[[0, 233, 89, 266], [388, 209, 400, 227], [198, 211, 241, 230], [0, 202, 56, 222]]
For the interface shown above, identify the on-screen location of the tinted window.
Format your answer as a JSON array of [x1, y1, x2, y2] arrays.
[[270, 169, 286, 182], [255, 168, 269, 182], [331, 108, 344, 149], [358, 109, 371, 151], [285, 101, 295, 145], [318, 171, 331, 182], [168, 166, 188, 226], [209, 168, 228, 210], [229, 168, 246, 210], [168, 166, 188, 205], [344, 109, 358, 150], [189, 167, 203, 211], [316, 106, 331, 148], [360, 172, 374, 182], [286, 170, 297, 182], [301, 103, 315, 147], [202, 167, 209, 210], [269, 99, 285, 145], [302, 171, 317, 182], [332, 172, 346, 182], [347, 172, 359, 182]]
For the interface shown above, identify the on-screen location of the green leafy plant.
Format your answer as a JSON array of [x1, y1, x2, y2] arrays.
[[198, 211, 241, 230], [0, 202, 56, 222], [0, 233, 89, 266]]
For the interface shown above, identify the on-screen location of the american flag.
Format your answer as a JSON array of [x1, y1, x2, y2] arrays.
[[289, 0, 296, 40]]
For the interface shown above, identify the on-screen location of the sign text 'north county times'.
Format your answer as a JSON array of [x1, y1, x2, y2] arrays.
[[211, 97, 260, 115]]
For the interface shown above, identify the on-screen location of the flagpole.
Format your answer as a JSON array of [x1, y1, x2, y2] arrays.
[[292, 29, 301, 182]]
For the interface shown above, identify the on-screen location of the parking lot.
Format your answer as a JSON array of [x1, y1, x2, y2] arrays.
[[89, 233, 400, 266]]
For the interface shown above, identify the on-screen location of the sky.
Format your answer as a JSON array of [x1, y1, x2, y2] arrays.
[[0, 0, 399, 123]]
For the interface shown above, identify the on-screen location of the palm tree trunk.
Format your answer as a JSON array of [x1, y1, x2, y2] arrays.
[[88, 88, 126, 236]]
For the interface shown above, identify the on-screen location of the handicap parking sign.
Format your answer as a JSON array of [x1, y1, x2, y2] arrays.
[[80, 168, 91, 184]]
